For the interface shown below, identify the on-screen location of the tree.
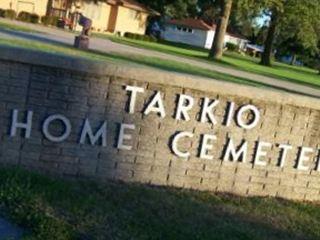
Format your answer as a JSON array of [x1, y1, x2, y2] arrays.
[[197, 0, 220, 24], [137, 0, 198, 19], [207, 0, 263, 59], [260, 0, 320, 66], [260, 7, 280, 66], [209, 0, 233, 59]]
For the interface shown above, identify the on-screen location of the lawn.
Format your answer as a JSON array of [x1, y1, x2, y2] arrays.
[[0, 19, 319, 89], [0, 38, 273, 89], [1, 166, 320, 239], [96, 34, 320, 88], [0, 21, 41, 33]]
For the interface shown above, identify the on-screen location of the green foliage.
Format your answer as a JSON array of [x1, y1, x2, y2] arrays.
[[17, 11, 30, 22], [98, 34, 320, 86], [0, 168, 77, 239], [4, 9, 16, 19], [124, 32, 157, 42], [29, 13, 40, 23], [254, 0, 320, 65], [17, 11, 39, 23], [0, 21, 40, 33], [2, 167, 320, 239], [137, 0, 198, 19], [277, 0, 320, 54], [226, 42, 239, 51], [0, 8, 5, 18], [41, 15, 59, 26]]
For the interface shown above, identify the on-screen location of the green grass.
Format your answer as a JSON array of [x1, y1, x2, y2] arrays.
[[95, 34, 320, 88], [0, 38, 277, 89], [0, 21, 41, 33], [1, 19, 319, 88], [1, 167, 320, 239]]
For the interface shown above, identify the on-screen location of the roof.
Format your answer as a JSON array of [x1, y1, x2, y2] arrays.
[[227, 32, 248, 41], [107, 0, 159, 15], [167, 18, 216, 31], [246, 44, 264, 52], [166, 18, 250, 41]]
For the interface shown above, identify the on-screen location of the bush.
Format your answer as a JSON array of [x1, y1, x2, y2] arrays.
[[0, 8, 5, 18], [30, 13, 39, 23], [17, 11, 30, 22], [17, 11, 39, 23], [124, 32, 157, 42], [41, 15, 59, 26], [41, 15, 50, 25], [4, 9, 16, 19], [226, 42, 239, 52]]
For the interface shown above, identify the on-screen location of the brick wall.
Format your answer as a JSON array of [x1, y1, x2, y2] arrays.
[[1, 47, 320, 201]]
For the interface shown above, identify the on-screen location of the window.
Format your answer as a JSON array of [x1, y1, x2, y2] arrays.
[[128, 9, 137, 20], [52, 0, 67, 9], [175, 26, 193, 33]]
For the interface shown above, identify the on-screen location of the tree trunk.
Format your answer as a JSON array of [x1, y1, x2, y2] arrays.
[[260, 10, 279, 66], [290, 53, 297, 65], [209, 0, 233, 60], [46, 0, 53, 16]]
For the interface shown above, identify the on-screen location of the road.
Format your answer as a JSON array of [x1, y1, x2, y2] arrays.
[[1, 18, 320, 98]]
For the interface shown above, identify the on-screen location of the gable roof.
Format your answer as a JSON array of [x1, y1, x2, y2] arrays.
[[227, 32, 248, 41], [167, 18, 216, 31], [107, 0, 159, 15]]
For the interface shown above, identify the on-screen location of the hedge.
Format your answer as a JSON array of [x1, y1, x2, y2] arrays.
[[41, 15, 59, 26], [4, 9, 16, 19], [226, 42, 239, 52], [124, 32, 157, 42], [0, 8, 5, 18], [17, 11, 39, 23]]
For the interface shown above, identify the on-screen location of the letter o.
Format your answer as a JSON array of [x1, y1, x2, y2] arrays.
[[42, 114, 71, 142], [236, 105, 260, 130]]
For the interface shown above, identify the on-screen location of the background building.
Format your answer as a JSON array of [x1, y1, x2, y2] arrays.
[[0, 0, 157, 35], [162, 18, 248, 50], [0, 0, 48, 17]]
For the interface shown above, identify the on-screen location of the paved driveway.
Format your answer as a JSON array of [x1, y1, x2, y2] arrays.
[[1, 18, 320, 98]]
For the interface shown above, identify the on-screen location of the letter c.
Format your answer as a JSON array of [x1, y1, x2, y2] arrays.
[[171, 131, 193, 158]]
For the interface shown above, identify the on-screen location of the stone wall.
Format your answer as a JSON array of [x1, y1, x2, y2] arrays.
[[1, 47, 320, 201]]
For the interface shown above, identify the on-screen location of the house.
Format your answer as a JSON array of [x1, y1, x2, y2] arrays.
[[106, 0, 158, 35], [246, 44, 264, 57], [49, 0, 70, 18], [162, 18, 249, 50], [0, 0, 48, 16], [71, 0, 157, 35], [225, 32, 248, 50], [0, 0, 156, 35]]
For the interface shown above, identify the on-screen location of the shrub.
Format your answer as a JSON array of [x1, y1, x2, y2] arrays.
[[30, 13, 39, 23], [0, 8, 5, 18], [41, 15, 59, 26], [4, 9, 16, 19], [17, 11, 31, 22], [226, 42, 239, 52], [124, 32, 157, 42], [17, 11, 39, 23], [41, 15, 50, 25]]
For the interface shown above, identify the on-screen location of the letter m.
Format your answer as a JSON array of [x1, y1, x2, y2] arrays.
[[80, 119, 107, 147], [223, 138, 248, 162]]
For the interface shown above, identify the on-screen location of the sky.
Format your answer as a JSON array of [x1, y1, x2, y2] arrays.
[[255, 14, 271, 27]]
